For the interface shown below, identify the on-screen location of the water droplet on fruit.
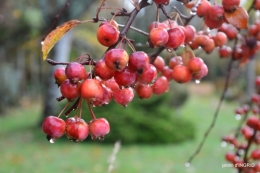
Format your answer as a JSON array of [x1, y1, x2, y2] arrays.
[[91, 136, 97, 140], [221, 141, 227, 147], [195, 80, 200, 84], [235, 114, 241, 120], [41, 41, 44, 45], [98, 136, 104, 141], [167, 49, 173, 52], [65, 115, 69, 118], [49, 138, 55, 144], [190, 11, 196, 15], [229, 144, 234, 150], [198, 46, 202, 49], [185, 162, 190, 167], [180, 44, 185, 47]]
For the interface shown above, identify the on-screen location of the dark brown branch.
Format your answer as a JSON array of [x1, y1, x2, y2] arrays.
[[46, 59, 96, 66], [65, 97, 81, 116]]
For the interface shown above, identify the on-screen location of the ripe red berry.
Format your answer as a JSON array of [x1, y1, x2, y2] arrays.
[[251, 149, 260, 160], [135, 84, 153, 99], [165, 27, 185, 49], [222, 0, 240, 11], [225, 152, 236, 163], [89, 118, 110, 140], [65, 117, 89, 142], [65, 62, 86, 83], [208, 5, 224, 21], [128, 51, 150, 73], [196, 0, 211, 17], [114, 66, 137, 87], [113, 87, 135, 107], [60, 79, 81, 101], [152, 76, 169, 95], [246, 116, 260, 129], [162, 66, 173, 81], [219, 45, 232, 58], [188, 57, 204, 74], [153, 56, 165, 72], [42, 116, 66, 141], [213, 32, 227, 47], [241, 126, 253, 140], [172, 65, 192, 83], [54, 67, 67, 86], [94, 59, 114, 80], [99, 20, 119, 30], [102, 78, 120, 91], [184, 25, 196, 43], [93, 85, 113, 107], [204, 15, 224, 29], [81, 79, 104, 102], [169, 56, 183, 69], [97, 24, 119, 47], [148, 22, 169, 32], [149, 27, 169, 47], [193, 63, 208, 80], [104, 48, 129, 71], [254, 162, 260, 172], [137, 64, 157, 84], [255, 0, 260, 10]]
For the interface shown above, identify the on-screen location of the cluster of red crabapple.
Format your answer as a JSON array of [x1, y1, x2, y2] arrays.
[[42, 0, 260, 156], [221, 77, 260, 173]]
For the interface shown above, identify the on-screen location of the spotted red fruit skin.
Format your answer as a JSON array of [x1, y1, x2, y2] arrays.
[[208, 5, 224, 21], [81, 79, 104, 101], [128, 51, 150, 73], [97, 24, 119, 47], [113, 87, 134, 106], [65, 118, 89, 141], [60, 79, 81, 100], [89, 118, 110, 139], [165, 27, 185, 49], [114, 67, 137, 87], [104, 48, 129, 71], [65, 62, 86, 83], [54, 67, 67, 85], [42, 116, 66, 139], [94, 59, 114, 80], [152, 76, 169, 95]]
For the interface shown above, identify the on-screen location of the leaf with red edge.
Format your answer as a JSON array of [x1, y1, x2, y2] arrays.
[[224, 7, 248, 29], [42, 20, 82, 60], [181, 48, 195, 66]]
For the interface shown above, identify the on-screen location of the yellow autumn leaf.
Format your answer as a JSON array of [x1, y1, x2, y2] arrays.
[[42, 20, 82, 60]]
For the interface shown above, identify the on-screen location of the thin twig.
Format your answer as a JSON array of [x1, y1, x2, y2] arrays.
[[187, 58, 234, 164]]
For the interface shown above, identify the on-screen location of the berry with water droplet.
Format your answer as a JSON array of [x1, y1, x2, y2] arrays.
[[42, 116, 66, 141], [65, 117, 89, 142], [89, 118, 110, 140]]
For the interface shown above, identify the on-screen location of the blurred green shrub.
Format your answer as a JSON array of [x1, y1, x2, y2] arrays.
[[80, 83, 195, 144]]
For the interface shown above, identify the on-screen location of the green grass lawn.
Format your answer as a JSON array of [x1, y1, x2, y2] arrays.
[[0, 94, 239, 173]]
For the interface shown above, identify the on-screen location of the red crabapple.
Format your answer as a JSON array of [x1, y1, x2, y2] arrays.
[[94, 59, 114, 80], [153, 56, 165, 72], [172, 65, 192, 83], [65, 62, 86, 83], [81, 79, 104, 102], [128, 51, 150, 73], [89, 118, 110, 140], [149, 27, 169, 47], [135, 84, 153, 99], [60, 79, 81, 101], [137, 64, 157, 84], [105, 48, 129, 71], [54, 67, 67, 85], [42, 116, 66, 141], [97, 24, 119, 47], [165, 27, 185, 49], [113, 87, 134, 107], [65, 117, 89, 142], [114, 66, 137, 87], [152, 76, 169, 95]]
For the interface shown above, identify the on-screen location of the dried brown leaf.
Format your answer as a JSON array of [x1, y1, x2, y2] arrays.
[[42, 20, 82, 60], [224, 7, 248, 29]]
